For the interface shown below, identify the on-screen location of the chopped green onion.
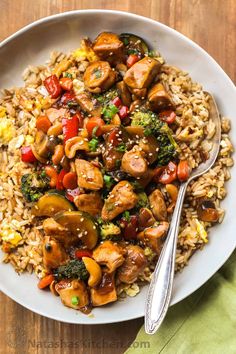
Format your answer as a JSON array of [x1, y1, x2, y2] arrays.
[[102, 104, 119, 121], [64, 72, 73, 78], [123, 211, 130, 222], [93, 68, 102, 79], [71, 296, 79, 306], [116, 143, 127, 152], [104, 174, 114, 189], [88, 138, 98, 152]]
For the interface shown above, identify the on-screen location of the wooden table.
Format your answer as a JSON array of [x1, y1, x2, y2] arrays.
[[0, 1, 235, 353]]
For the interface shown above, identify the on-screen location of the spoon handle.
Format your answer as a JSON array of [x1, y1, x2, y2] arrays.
[[145, 181, 188, 334]]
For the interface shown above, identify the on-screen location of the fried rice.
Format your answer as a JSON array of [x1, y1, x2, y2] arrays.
[[0, 47, 234, 298]]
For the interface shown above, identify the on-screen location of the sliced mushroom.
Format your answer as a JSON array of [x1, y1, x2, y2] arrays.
[[55, 279, 89, 310], [90, 272, 117, 306], [116, 81, 132, 106], [34, 130, 49, 158], [117, 245, 147, 284], [74, 192, 104, 217], [121, 145, 148, 178], [137, 222, 169, 253], [147, 82, 175, 112], [101, 181, 138, 221], [75, 158, 104, 190], [92, 32, 124, 65], [124, 57, 161, 93], [149, 189, 167, 221], [84, 61, 116, 93], [42, 236, 68, 270], [93, 240, 124, 273]]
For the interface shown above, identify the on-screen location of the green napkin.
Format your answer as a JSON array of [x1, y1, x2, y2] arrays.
[[126, 251, 236, 354]]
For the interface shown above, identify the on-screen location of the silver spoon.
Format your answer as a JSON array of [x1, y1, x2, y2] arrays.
[[145, 92, 221, 334]]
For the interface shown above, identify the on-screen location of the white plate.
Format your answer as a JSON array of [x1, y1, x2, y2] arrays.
[[0, 10, 235, 324]]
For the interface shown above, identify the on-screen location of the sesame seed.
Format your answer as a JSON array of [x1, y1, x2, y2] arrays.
[[80, 218, 84, 222], [134, 155, 139, 159]]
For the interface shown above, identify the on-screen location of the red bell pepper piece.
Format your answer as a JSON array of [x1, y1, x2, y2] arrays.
[[159, 110, 176, 124], [75, 249, 93, 259], [62, 114, 80, 142], [56, 169, 67, 190], [59, 77, 73, 91], [21, 146, 37, 163], [126, 54, 140, 68], [158, 161, 177, 184], [44, 75, 62, 98], [112, 97, 122, 108], [119, 106, 129, 119]]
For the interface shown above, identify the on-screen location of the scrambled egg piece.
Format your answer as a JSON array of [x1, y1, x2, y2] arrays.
[[0, 106, 7, 118], [0, 221, 22, 246], [0, 117, 16, 145], [73, 40, 98, 62], [196, 219, 208, 243]]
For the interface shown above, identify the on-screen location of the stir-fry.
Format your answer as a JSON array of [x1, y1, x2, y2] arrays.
[[18, 32, 220, 313]]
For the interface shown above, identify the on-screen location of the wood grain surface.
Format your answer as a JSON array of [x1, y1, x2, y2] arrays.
[[0, 1, 235, 354]]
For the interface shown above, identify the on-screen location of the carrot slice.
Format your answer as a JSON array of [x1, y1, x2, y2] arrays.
[[63, 172, 78, 190], [38, 274, 54, 289], [36, 115, 52, 133]]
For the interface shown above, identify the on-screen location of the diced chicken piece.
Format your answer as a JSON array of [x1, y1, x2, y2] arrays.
[[116, 81, 132, 106], [137, 222, 169, 253], [138, 136, 158, 164], [121, 146, 148, 178], [147, 83, 175, 112], [42, 236, 68, 270], [84, 61, 116, 93], [101, 181, 138, 221], [92, 32, 124, 65], [90, 272, 117, 306], [124, 57, 161, 94], [117, 245, 147, 284], [75, 92, 102, 116], [149, 189, 167, 221], [46, 108, 69, 123], [74, 192, 103, 216], [136, 168, 155, 188], [43, 218, 78, 247], [75, 158, 104, 190], [93, 240, 124, 273], [55, 279, 89, 310]]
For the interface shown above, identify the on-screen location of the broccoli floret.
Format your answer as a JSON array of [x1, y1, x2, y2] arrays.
[[131, 109, 178, 165], [21, 171, 49, 202], [53, 259, 89, 281], [100, 222, 121, 240]]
